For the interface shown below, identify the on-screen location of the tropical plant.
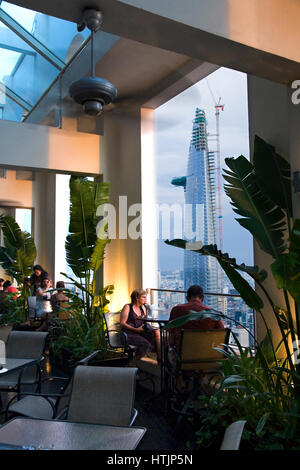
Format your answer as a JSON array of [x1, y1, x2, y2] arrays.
[[54, 176, 113, 363], [0, 214, 36, 284], [165, 135, 300, 447], [62, 176, 111, 325], [0, 214, 36, 322], [51, 286, 114, 364]]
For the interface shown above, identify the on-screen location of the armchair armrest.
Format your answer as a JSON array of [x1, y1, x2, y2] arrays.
[[75, 350, 100, 366]]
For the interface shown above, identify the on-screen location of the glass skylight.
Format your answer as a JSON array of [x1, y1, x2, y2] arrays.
[[0, 1, 90, 122]]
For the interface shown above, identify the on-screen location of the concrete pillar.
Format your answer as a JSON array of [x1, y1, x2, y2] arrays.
[[247, 75, 300, 345], [32, 172, 56, 284], [100, 107, 157, 310]]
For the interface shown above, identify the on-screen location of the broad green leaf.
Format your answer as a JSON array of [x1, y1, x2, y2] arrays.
[[256, 413, 270, 436], [0, 215, 36, 284], [165, 240, 267, 282], [218, 259, 264, 311], [224, 155, 286, 258], [66, 177, 110, 278], [165, 308, 224, 329]]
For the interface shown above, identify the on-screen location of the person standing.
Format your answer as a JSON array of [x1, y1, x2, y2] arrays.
[[28, 265, 50, 295], [35, 278, 52, 318]]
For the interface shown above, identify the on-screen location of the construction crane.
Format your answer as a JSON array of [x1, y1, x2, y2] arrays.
[[206, 79, 225, 294]]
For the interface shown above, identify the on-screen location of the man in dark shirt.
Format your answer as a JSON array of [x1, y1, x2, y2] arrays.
[[168, 284, 224, 351]]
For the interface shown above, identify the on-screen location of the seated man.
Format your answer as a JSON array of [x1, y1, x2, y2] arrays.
[[50, 281, 69, 314], [168, 284, 224, 352], [168, 285, 224, 390]]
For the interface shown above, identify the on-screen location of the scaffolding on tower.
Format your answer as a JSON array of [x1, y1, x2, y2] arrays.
[[206, 79, 225, 294]]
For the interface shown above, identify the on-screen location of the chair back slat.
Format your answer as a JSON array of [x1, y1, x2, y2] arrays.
[[104, 312, 126, 348], [179, 329, 230, 371], [67, 365, 137, 426]]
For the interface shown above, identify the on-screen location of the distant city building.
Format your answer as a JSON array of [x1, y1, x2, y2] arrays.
[[179, 108, 218, 308]]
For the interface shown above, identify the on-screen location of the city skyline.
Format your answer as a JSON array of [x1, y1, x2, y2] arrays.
[[156, 67, 253, 274]]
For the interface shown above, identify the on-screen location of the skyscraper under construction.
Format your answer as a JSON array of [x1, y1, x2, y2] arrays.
[[173, 108, 218, 308]]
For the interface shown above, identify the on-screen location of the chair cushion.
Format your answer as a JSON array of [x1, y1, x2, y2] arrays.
[[8, 396, 56, 419]]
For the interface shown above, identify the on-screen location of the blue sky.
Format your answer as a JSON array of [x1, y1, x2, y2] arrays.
[[155, 66, 253, 271]]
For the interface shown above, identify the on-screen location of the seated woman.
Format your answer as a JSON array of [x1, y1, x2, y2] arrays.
[[120, 289, 161, 366], [35, 278, 53, 319]]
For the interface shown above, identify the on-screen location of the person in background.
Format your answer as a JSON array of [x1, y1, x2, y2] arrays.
[[51, 281, 69, 313], [168, 284, 224, 390], [168, 284, 224, 352], [3, 280, 18, 300], [120, 289, 161, 366], [0, 279, 4, 291], [28, 265, 50, 295], [35, 278, 52, 319]]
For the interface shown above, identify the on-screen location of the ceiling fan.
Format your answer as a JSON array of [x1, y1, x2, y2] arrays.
[[69, 8, 118, 117]]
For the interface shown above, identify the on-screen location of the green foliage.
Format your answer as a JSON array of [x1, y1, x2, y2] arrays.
[[0, 214, 36, 284], [51, 286, 113, 363], [53, 176, 113, 364], [194, 337, 300, 450]]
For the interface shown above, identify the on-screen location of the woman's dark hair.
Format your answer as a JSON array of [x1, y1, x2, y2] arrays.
[[33, 265, 44, 272], [3, 280, 11, 289], [130, 289, 146, 304], [56, 281, 65, 289]]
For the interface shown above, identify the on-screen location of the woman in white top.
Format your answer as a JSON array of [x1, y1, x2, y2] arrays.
[[35, 278, 53, 318]]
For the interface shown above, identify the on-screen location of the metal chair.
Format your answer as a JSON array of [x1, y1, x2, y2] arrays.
[[103, 312, 155, 393], [5, 350, 100, 421], [167, 328, 230, 428], [27, 296, 37, 320], [57, 365, 138, 426], [103, 312, 134, 366], [0, 331, 48, 402], [220, 420, 247, 450]]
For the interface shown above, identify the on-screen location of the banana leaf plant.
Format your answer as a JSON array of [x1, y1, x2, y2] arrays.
[[61, 176, 112, 327], [0, 214, 36, 320], [165, 135, 300, 378]]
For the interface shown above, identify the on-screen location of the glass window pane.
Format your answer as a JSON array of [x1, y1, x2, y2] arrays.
[[15, 208, 32, 234], [0, 91, 23, 121], [1, 1, 90, 64]]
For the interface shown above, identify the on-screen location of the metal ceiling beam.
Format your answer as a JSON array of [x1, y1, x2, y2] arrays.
[[0, 81, 32, 111], [0, 7, 65, 69]]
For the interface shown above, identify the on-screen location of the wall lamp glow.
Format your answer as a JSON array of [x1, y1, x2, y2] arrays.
[[293, 171, 300, 193]]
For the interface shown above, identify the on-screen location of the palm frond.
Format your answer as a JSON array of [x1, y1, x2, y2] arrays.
[[224, 155, 286, 259]]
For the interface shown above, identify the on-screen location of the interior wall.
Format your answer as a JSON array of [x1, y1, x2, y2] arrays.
[[0, 119, 101, 175], [119, 0, 300, 64], [0, 170, 33, 208], [247, 75, 300, 345]]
